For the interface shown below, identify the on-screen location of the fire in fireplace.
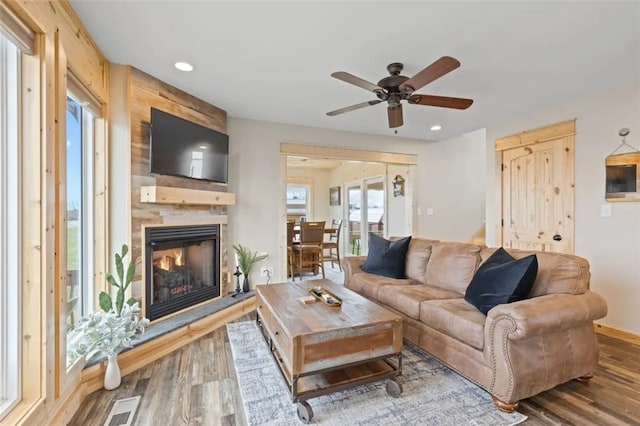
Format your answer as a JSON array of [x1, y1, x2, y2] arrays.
[[144, 224, 220, 321]]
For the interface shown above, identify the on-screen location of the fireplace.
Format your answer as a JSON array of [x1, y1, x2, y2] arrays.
[[144, 224, 220, 321]]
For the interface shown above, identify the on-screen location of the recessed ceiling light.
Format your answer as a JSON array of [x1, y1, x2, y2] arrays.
[[430, 124, 443, 131], [174, 61, 193, 72]]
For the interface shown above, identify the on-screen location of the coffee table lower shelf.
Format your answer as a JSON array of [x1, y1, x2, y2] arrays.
[[257, 315, 403, 424]]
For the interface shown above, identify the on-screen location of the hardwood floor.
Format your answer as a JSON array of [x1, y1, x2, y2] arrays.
[[70, 313, 255, 426], [518, 333, 640, 425], [69, 315, 640, 426], [70, 264, 639, 425]]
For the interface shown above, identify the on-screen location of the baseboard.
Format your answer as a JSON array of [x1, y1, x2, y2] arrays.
[[594, 323, 640, 346]]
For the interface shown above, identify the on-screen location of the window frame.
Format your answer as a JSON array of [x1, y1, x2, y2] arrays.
[[0, 31, 22, 420], [64, 94, 96, 336], [286, 182, 312, 222]]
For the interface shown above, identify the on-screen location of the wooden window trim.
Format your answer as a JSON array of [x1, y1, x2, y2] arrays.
[[0, 1, 34, 55], [1, 33, 47, 426], [67, 71, 103, 118]]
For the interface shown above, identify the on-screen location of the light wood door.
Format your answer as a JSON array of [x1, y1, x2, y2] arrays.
[[501, 135, 575, 253]]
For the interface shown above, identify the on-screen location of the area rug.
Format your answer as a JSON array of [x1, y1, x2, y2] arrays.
[[227, 321, 527, 426]]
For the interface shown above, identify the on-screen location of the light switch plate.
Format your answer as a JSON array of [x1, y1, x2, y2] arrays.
[[426, 208, 434, 216], [600, 203, 612, 217]]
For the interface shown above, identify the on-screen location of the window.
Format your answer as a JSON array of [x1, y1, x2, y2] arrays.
[[286, 184, 310, 222], [0, 31, 21, 418], [65, 96, 94, 332]]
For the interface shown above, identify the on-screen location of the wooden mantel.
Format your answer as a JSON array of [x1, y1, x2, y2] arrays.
[[140, 185, 236, 205]]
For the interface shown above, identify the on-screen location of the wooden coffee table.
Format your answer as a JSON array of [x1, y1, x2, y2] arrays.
[[256, 279, 403, 423]]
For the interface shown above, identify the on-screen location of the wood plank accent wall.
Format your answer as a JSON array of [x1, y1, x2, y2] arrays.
[[127, 67, 232, 296]]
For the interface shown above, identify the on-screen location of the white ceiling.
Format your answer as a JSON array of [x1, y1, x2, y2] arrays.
[[70, 1, 640, 141]]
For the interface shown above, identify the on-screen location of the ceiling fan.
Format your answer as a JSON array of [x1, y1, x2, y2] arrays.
[[326, 56, 473, 128]]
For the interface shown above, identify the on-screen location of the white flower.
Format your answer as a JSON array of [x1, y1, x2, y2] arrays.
[[67, 304, 150, 364]]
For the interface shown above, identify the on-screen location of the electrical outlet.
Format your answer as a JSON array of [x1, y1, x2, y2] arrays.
[[260, 266, 274, 277]]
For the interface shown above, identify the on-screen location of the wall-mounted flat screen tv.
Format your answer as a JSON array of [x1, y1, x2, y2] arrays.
[[149, 107, 229, 183]]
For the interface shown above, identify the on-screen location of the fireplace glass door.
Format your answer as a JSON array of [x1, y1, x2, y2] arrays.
[[152, 240, 214, 304], [145, 224, 220, 321]]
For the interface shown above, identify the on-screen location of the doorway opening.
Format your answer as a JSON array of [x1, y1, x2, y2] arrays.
[[281, 145, 417, 275]]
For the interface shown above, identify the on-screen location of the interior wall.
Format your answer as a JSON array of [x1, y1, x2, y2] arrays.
[[386, 164, 413, 238], [108, 64, 131, 266], [485, 82, 640, 335], [421, 128, 487, 242], [228, 118, 487, 284]]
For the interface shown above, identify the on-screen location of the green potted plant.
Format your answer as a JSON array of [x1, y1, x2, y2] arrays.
[[233, 244, 268, 292], [67, 244, 150, 390]]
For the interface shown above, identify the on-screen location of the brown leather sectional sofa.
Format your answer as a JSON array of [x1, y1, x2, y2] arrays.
[[342, 238, 608, 412]]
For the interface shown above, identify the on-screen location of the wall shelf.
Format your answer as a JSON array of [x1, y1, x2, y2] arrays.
[[140, 186, 236, 206]]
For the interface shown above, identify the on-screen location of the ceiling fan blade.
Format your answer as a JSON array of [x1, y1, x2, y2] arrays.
[[399, 56, 461, 92], [331, 71, 383, 92], [326, 100, 382, 116], [388, 104, 403, 128], [408, 94, 473, 109]]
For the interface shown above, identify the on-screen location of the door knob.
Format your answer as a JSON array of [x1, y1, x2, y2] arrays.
[[552, 234, 562, 241]]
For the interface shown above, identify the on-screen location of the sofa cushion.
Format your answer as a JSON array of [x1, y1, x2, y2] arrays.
[[404, 238, 438, 283], [480, 248, 590, 296], [420, 299, 486, 351], [378, 284, 460, 320], [424, 242, 482, 294], [362, 234, 412, 279], [464, 248, 538, 315], [347, 272, 414, 301]]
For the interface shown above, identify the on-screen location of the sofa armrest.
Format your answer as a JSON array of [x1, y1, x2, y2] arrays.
[[486, 290, 607, 340], [485, 290, 607, 402], [342, 256, 367, 288]]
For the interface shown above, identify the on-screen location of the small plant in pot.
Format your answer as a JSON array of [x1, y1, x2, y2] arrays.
[[233, 244, 268, 292], [67, 244, 150, 390]]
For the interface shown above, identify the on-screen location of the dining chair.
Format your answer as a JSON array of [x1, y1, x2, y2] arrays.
[[286, 220, 296, 281], [294, 221, 326, 279], [323, 219, 343, 271]]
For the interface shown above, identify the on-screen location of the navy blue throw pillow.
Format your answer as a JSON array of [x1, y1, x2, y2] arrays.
[[361, 234, 412, 279], [464, 248, 538, 315]]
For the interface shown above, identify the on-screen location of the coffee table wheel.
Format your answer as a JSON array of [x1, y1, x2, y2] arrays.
[[386, 378, 403, 397], [297, 401, 314, 424]]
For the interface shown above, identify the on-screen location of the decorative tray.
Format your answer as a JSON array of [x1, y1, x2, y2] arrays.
[[308, 286, 343, 307]]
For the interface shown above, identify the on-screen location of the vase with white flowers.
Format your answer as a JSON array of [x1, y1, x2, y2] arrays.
[[67, 244, 150, 390]]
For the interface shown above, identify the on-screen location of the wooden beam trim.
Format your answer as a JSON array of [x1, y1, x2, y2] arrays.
[[140, 186, 236, 205], [280, 142, 418, 165], [495, 119, 576, 151]]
